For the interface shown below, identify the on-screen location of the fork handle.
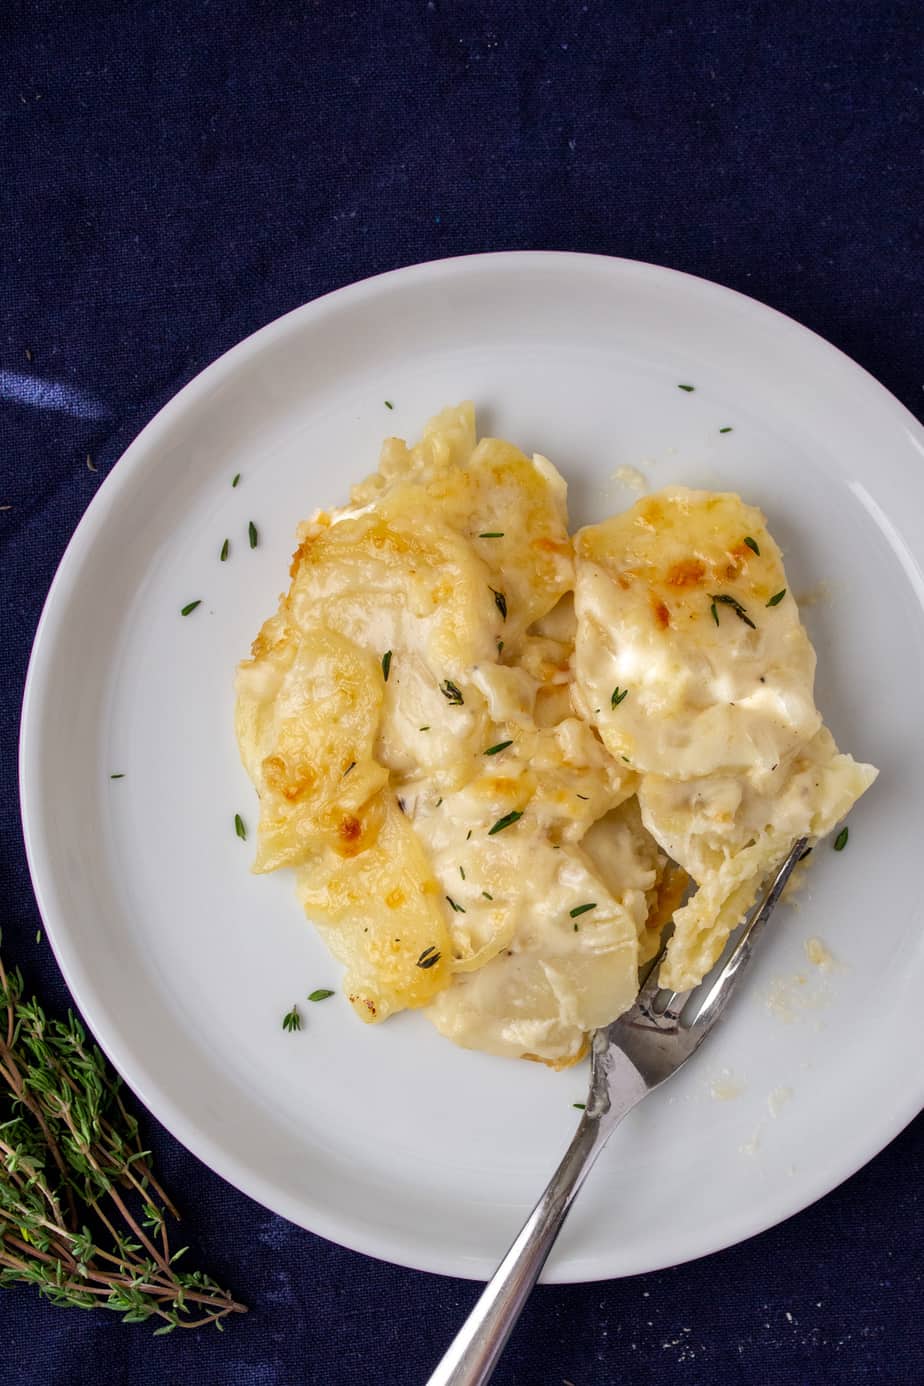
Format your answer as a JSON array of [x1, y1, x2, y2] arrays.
[[424, 1097, 642, 1386]]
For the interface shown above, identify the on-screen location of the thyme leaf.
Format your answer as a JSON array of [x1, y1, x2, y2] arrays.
[[488, 810, 523, 836], [710, 593, 756, 629]]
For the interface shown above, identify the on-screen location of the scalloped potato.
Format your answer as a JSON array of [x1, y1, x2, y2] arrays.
[[236, 411, 876, 1063]]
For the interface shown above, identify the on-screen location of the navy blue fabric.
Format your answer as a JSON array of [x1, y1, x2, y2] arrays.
[[1, 2, 922, 1382]]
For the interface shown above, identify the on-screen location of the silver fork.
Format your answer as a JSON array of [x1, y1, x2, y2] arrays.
[[425, 836, 807, 1386]]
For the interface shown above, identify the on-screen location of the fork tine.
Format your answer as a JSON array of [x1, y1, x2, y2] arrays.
[[685, 836, 808, 1032], [648, 984, 691, 1018], [636, 932, 671, 994]]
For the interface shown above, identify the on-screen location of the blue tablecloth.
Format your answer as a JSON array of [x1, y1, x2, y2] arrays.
[[2, 3, 921, 1382]]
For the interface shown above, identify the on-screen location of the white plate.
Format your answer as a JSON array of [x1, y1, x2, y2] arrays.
[[20, 253, 924, 1282]]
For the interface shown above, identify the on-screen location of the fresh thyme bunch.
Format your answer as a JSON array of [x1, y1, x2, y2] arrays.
[[0, 941, 245, 1331]]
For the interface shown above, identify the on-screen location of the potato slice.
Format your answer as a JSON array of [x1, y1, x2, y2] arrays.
[[236, 624, 388, 873], [296, 793, 451, 1022], [574, 488, 820, 778], [643, 728, 877, 990]]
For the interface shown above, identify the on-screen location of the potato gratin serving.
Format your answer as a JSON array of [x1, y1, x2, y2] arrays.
[[235, 405, 876, 1066]]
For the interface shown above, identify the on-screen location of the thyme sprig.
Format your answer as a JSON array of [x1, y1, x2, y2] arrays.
[[0, 943, 245, 1331]]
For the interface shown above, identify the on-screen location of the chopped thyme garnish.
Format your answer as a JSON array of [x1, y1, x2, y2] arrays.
[[445, 895, 466, 913], [611, 686, 629, 707], [744, 536, 760, 555], [710, 600, 719, 626], [833, 826, 849, 852], [180, 600, 201, 616], [573, 922, 579, 931], [220, 538, 230, 561], [466, 829, 472, 840], [576, 793, 589, 801], [484, 740, 513, 756], [419, 725, 430, 731], [719, 426, 733, 434], [570, 903, 597, 918], [573, 1102, 586, 1109], [479, 531, 504, 538], [248, 520, 258, 549], [488, 810, 523, 835], [384, 400, 394, 409], [382, 649, 392, 682], [110, 773, 125, 779], [491, 588, 507, 620], [440, 680, 464, 705], [282, 1005, 301, 1032], [459, 866, 465, 879], [482, 891, 493, 900], [710, 593, 756, 629], [497, 639, 504, 655], [343, 761, 356, 776], [307, 989, 335, 1002], [232, 472, 241, 487], [678, 383, 695, 392], [767, 589, 786, 607], [234, 813, 247, 840], [435, 797, 443, 807], [417, 945, 441, 968]]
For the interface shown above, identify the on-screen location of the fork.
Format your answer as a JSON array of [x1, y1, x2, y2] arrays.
[[425, 836, 808, 1386]]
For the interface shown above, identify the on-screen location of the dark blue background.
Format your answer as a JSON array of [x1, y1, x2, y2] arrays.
[[1, 2, 921, 1382]]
